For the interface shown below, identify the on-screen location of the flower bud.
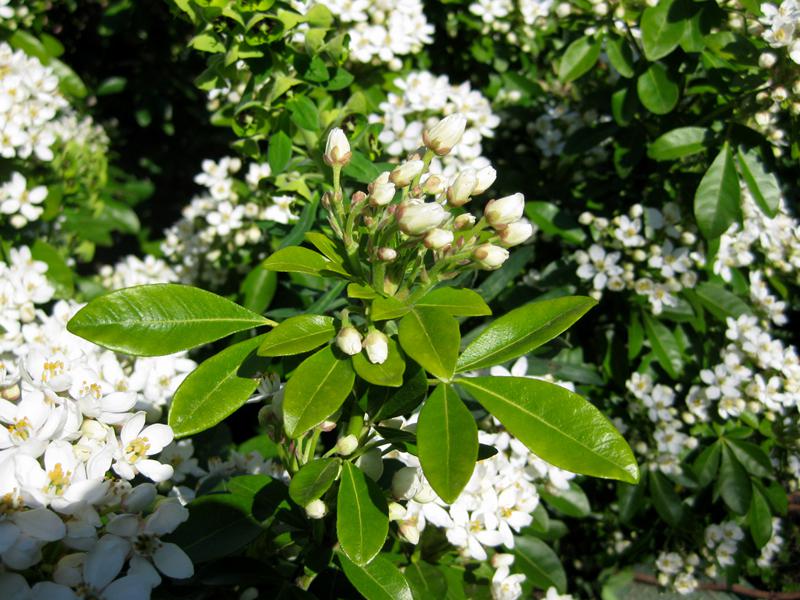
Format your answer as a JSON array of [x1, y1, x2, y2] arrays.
[[324, 128, 351, 167], [472, 166, 497, 195], [370, 180, 396, 206], [413, 480, 437, 504], [363, 330, 389, 364], [422, 174, 445, 195], [446, 169, 477, 207], [498, 220, 534, 246], [321, 191, 332, 209], [319, 420, 337, 432], [454, 213, 477, 230], [356, 448, 384, 481], [388, 502, 406, 521], [473, 243, 510, 270], [335, 434, 359, 456], [389, 160, 424, 187], [423, 114, 468, 155], [377, 247, 397, 262], [424, 228, 454, 249], [397, 201, 448, 235], [336, 326, 362, 356], [351, 190, 367, 205], [485, 193, 525, 228], [305, 499, 327, 519], [1, 384, 20, 402], [391, 466, 421, 500]]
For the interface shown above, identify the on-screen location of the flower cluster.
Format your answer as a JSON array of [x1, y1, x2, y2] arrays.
[[99, 255, 180, 291], [469, 0, 554, 50], [161, 157, 299, 285], [293, 0, 433, 69], [757, 518, 784, 568], [369, 71, 500, 177], [759, 1, 800, 64], [572, 203, 704, 314], [0, 246, 197, 597], [654, 551, 701, 595]]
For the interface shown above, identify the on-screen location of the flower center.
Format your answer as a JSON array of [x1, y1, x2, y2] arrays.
[[7, 417, 31, 441], [45, 463, 72, 496], [42, 360, 65, 383], [124, 436, 151, 463]]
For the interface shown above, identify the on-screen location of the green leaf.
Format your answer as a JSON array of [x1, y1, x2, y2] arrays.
[[649, 470, 685, 527], [718, 445, 752, 515], [31, 240, 74, 297], [694, 143, 741, 239], [268, 131, 292, 174], [67, 284, 272, 356], [606, 36, 635, 78], [541, 482, 591, 518], [416, 288, 491, 317], [693, 282, 751, 321], [405, 561, 448, 599], [257, 315, 335, 356], [241, 265, 277, 315], [169, 335, 267, 437], [642, 313, 683, 379], [262, 246, 344, 276], [725, 438, 772, 478], [352, 338, 406, 387], [458, 377, 639, 483], [637, 63, 679, 115], [288, 458, 341, 506], [339, 554, 413, 600], [737, 147, 780, 218], [372, 296, 411, 321], [641, 0, 685, 61], [337, 463, 389, 566], [283, 345, 355, 437], [513, 537, 567, 593], [304, 231, 345, 264], [647, 127, 709, 161], [749, 486, 773, 548], [367, 364, 428, 421], [456, 297, 597, 372], [287, 96, 319, 131], [343, 152, 384, 184], [692, 441, 721, 487], [398, 308, 460, 381], [417, 384, 478, 503], [618, 479, 646, 524], [558, 35, 602, 82]]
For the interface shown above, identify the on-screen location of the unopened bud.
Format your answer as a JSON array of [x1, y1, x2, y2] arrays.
[[363, 329, 389, 365], [424, 228, 454, 249], [305, 499, 327, 519], [473, 243, 510, 270], [321, 191, 332, 209], [324, 128, 351, 167], [423, 114, 468, 155], [370, 182, 395, 206], [454, 213, 477, 230], [397, 201, 448, 235], [336, 326, 362, 356], [319, 420, 337, 432], [356, 448, 384, 481], [472, 166, 497, 195], [335, 434, 359, 456], [392, 466, 421, 500], [485, 193, 525, 228], [422, 175, 445, 195], [351, 191, 367, 205], [498, 220, 534, 246], [389, 160, 424, 187], [446, 169, 477, 207], [1, 384, 20, 401], [377, 247, 397, 262]]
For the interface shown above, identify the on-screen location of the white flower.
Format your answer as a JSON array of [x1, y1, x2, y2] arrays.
[[363, 330, 389, 364], [336, 326, 363, 356], [397, 201, 448, 235], [424, 114, 468, 155], [112, 412, 174, 482], [324, 127, 351, 166]]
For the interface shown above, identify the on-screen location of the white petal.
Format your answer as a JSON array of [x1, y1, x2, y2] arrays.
[[31, 581, 78, 600], [102, 392, 136, 413], [121, 412, 146, 445], [83, 534, 130, 590], [0, 572, 31, 599], [136, 459, 173, 483], [12, 508, 66, 541], [0, 521, 20, 552], [106, 514, 140, 538], [153, 542, 194, 578], [128, 554, 162, 587], [144, 500, 189, 536], [101, 575, 154, 600], [140, 424, 173, 455]]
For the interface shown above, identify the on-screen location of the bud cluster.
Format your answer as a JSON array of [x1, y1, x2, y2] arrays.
[[322, 115, 533, 299]]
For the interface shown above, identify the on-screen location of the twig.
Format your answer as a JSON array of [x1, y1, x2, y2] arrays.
[[633, 572, 800, 600]]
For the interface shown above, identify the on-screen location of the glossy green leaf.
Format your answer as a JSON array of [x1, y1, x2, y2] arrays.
[[283, 345, 355, 437], [372, 296, 411, 321], [457, 297, 597, 372], [513, 537, 567, 593], [606, 36, 635, 78], [416, 288, 491, 317], [368, 364, 428, 421], [649, 470, 685, 528], [169, 335, 267, 437], [304, 231, 345, 264], [642, 313, 683, 379], [693, 282, 751, 321], [352, 338, 406, 387], [398, 308, 460, 381], [458, 377, 639, 483], [417, 384, 478, 503], [618, 479, 646, 524], [737, 146, 780, 218], [692, 441, 721, 487], [749, 486, 773, 548], [241, 265, 277, 315], [726, 438, 771, 478], [287, 95, 319, 131], [404, 561, 447, 599], [541, 482, 591, 518], [339, 554, 413, 600], [261, 246, 343, 276], [647, 127, 709, 161], [637, 63, 679, 115], [718, 445, 751, 515], [67, 284, 273, 356], [268, 130, 292, 174], [337, 463, 389, 566], [288, 458, 341, 506], [258, 315, 335, 356], [694, 143, 741, 239], [558, 35, 602, 82], [641, 0, 685, 61]]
